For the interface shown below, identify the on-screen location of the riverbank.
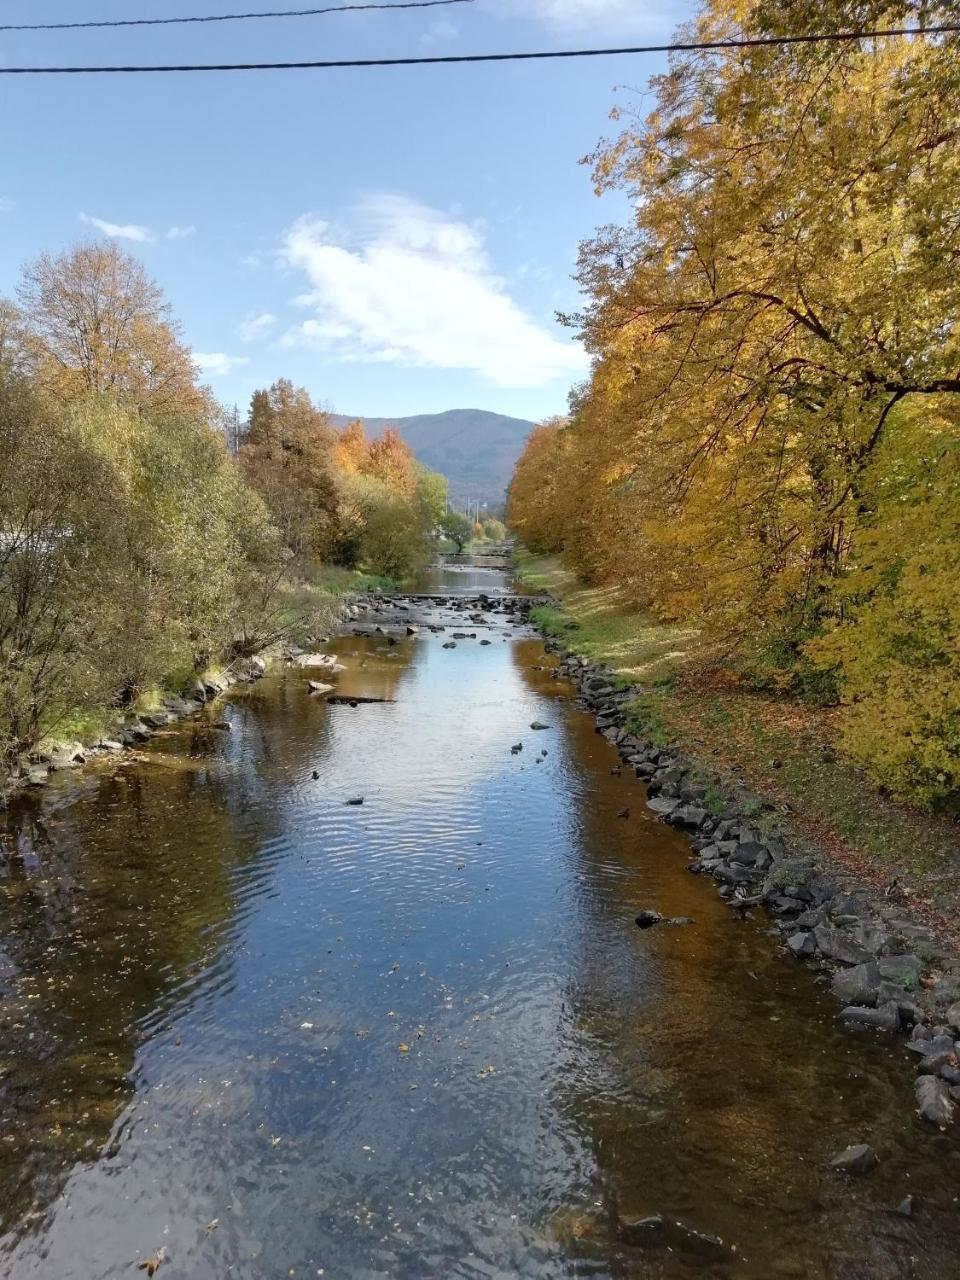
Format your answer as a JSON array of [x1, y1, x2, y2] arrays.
[[0, 567, 385, 805], [521, 588, 960, 1129], [515, 551, 960, 948]]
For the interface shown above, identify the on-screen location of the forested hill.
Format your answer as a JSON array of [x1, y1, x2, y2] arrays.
[[329, 409, 535, 507]]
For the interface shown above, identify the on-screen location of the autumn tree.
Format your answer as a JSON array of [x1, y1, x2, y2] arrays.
[[14, 241, 208, 416], [240, 379, 339, 559], [509, 1, 960, 804]]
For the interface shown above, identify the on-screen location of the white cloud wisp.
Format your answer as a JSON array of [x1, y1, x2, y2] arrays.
[[280, 195, 584, 389]]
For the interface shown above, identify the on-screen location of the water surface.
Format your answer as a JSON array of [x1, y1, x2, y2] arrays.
[[1, 590, 958, 1279]]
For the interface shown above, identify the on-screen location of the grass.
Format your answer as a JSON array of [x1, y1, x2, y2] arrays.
[[517, 548, 960, 942], [515, 550, 701, 681]]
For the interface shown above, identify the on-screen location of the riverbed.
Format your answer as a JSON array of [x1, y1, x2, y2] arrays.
[[1, 569, 959, 1279]]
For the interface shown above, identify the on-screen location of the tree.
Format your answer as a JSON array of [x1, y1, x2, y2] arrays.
[[507, 0, 960, 805], [240, 379, 339, 560], [15, 241, 208, 416], [440, 509, 474, 553]]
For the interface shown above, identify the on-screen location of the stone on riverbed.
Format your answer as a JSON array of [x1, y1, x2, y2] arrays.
[[635, 910, 662, 929], [307, 681, 334, 694], [831, 1144, 878, 1175], [915, 1075, 955, 1128], [294, 653, 342, 670], [840, 1002, 900, 1031]]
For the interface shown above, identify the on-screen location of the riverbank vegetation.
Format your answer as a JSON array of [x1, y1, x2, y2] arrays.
[[517, 549, 960, 927], [0, 241, 444, 770], [508, 0, 960, 812]]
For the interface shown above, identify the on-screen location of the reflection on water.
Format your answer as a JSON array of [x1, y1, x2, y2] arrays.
[[414, 552, 532, 596], [1, 604, 959, 1279]]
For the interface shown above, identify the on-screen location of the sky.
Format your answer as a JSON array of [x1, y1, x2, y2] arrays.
[[0, 0, 696, 422]]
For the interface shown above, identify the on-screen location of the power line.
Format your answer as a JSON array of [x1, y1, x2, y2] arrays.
[[0, 0, 473, 34], [0, 24, 955, 73]]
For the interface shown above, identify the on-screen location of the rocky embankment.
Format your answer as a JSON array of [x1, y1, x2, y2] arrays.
[[4, 600, 364, 801], [544, 637, 960, 1133]]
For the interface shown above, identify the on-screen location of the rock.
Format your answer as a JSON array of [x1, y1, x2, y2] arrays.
[[664, 916, 695, 927], [928, 976, 960, 1010], [895, 1195, 914, 1218], [877, 954, 923, 990], [916, 1050, 958, 1076], [406, 626, 417, 635], [307, 681, 334, 694], [510, 743, 523, 754], [530, 722, 550, 731], [645, 797, 678, 817], [909, 1030, 954, 1057], [945, 1003, 960, 1034], [26, 766, 49, 787], [442, 641, 457, 649], [617, 1215, 664, 1245], [813, 925, 873, 967], [831, 962, 881, 1007], [787, 931, 816, 959], [670, 804, 708, 828], [345, 796, 364, 806], [729, 841, 768, 867], [831, 1144, 878, 1175], [714, 863, 754, 886], [635, 911, 662, 929], [915, 1075, 955, 1128], [294, 653, 341, 669], [97, 738, 125, 751], [840, 1003, 899, 1031]]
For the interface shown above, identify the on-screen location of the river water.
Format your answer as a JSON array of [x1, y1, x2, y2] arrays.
[[1, 566, 959, 1279]]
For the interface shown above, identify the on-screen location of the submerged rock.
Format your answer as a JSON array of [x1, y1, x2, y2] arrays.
[[831, 1143, 878, 1175], [635, 911, 662, 929]]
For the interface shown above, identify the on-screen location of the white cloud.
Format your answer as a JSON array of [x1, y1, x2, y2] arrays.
[[166, 225, 196, 240], [280, 195, 585, 389], [497, 0, 685, 30], [237, 311, 278, 342], [79, 212, 155, 243], [193, 352, 251, 377], [0, 197, 13, 213]]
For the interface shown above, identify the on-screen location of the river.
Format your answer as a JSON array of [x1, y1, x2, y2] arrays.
[[1, 563, 958, 1279]]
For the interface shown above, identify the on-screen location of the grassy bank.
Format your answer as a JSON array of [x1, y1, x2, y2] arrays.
[[516, 550, 960, 943]]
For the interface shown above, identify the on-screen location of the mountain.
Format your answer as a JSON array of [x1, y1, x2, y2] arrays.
[[328, 409, 535, 509]]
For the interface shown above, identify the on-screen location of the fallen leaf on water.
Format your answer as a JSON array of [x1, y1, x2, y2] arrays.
[[137, 1247, 167, 1276], [204, 1219, 219, 1234], [398, 1043, 410, 1053]]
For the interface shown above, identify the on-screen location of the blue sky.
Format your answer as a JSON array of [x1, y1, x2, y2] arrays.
[[0, 0, 695, 421]]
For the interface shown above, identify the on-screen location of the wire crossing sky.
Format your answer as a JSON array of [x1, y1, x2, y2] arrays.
[[0, 23, 955, 72], [0, 0, 474, 34]]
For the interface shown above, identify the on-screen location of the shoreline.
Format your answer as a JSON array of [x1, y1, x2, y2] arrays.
[[525, 582, 960, 1131], [0, 592, 364, 807]]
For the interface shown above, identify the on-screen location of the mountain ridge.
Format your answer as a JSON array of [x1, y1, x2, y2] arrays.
[[328, 408, 536, 508]]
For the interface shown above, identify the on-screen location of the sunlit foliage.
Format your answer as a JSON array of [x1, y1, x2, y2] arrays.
[[508, 2, 960, 806]]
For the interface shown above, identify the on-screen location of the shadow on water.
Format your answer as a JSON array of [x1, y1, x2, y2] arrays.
[[0, 599, 957, 1278]]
